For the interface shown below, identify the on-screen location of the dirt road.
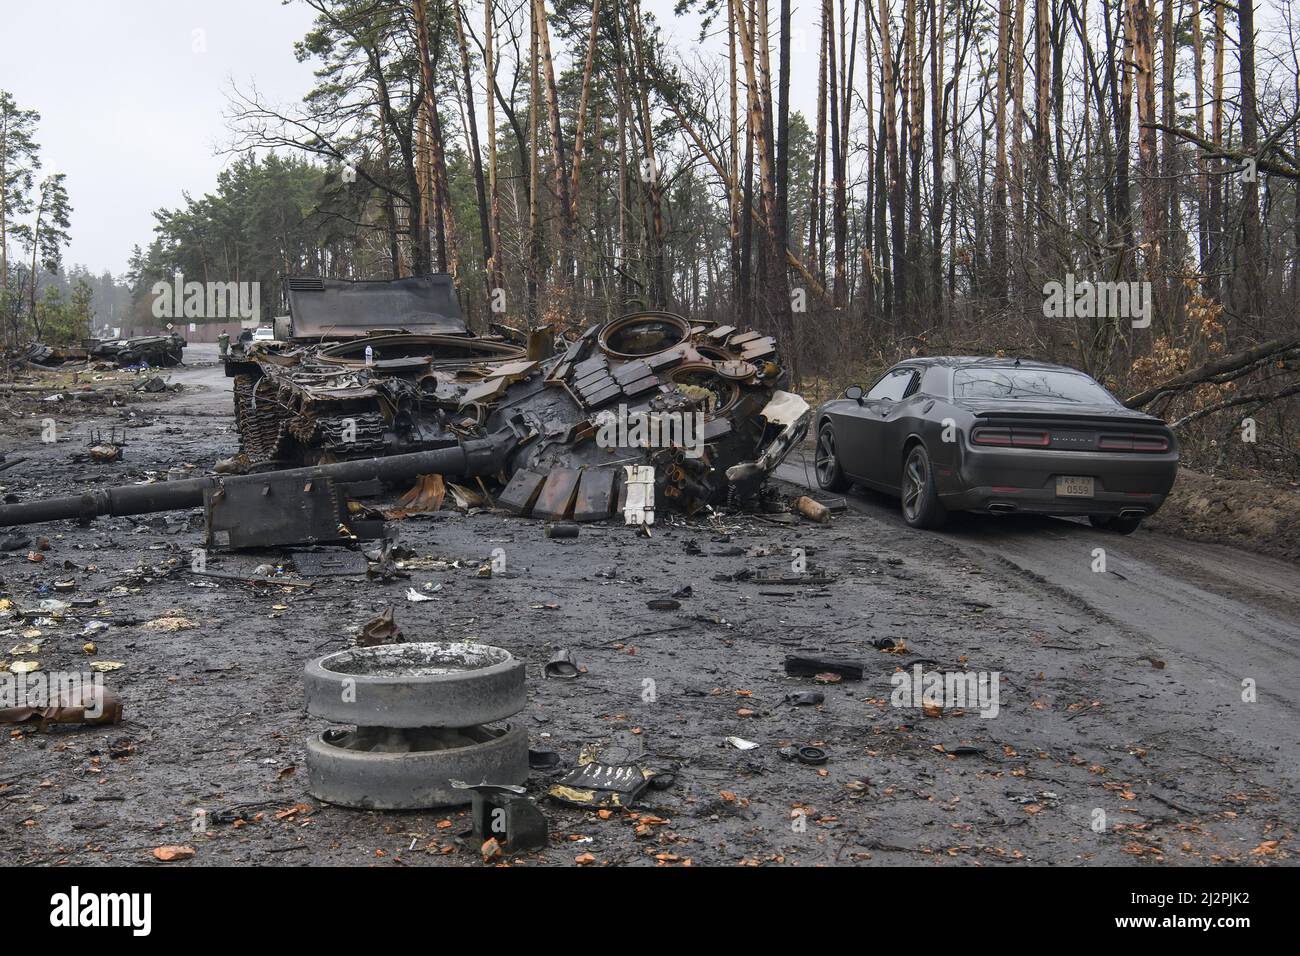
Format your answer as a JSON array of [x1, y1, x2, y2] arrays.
[[776, 458, 1300, 792], [1, 360, 1295, 866]]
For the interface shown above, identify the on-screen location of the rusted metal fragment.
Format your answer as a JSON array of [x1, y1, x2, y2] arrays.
[[497, 469, 547, 515], [484, 359, 539, 380], [573, 468, 619, 522], [1, 685, 124, 728], [387, 474, 446, 516], [533, 468, 582, 521], [460, 377, 509, 405], [358, 608, 404, 646]]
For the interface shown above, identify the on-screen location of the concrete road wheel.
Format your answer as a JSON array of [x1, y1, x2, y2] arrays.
[[306, 722, 529, 810], [304, 642, 526, 728]]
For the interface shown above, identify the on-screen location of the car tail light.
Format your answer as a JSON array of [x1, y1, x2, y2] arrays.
[[972, 427, 1051, 448], [1098, 433, 1169, 453]]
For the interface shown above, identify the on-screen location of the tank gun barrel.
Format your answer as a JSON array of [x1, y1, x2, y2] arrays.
[[0, 434, 516, 529]]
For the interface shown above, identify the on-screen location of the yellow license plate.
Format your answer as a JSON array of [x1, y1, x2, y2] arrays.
[[1056, 476, 1095, 498]]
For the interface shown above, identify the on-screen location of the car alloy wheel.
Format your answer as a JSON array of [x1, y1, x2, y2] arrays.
[[815, 425, 849, 491], [901, 444, 947, 529]]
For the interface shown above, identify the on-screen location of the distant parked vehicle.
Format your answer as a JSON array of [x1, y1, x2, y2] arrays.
[[251, 327, 276, 343], [814, 357, 1179, 534]]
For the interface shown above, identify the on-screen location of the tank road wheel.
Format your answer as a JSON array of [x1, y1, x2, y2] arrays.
[[901, 444, 947, 530], [303, 642, 529, 810], [815, 424, 850, 492], [305, 724, 529, 811], [303, 642, 526, 728]]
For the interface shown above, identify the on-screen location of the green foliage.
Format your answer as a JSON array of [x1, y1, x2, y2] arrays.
[[132, 155, 330, 321], [27, 172, 72, 276], [0, 89, 42, 281]]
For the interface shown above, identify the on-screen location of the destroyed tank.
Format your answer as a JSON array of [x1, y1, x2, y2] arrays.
[[0, 275, 809, 533], [223, 275, 809, 519]]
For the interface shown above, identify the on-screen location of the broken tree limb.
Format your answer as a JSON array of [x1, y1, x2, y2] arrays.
[[1170, 381, 1300, 429], [1124, 334, 1300, 409], [1143, 121, 1300, 180]]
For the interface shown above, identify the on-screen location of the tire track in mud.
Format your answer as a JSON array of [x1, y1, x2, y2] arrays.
[[775, 458, 1300, 783]]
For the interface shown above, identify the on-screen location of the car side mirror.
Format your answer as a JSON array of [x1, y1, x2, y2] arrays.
[[845, 385, 863, 402]]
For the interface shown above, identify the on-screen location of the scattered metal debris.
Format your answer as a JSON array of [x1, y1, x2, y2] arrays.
[[451, 780, 549, 853], [548, 762, 659, 810], [543, 648, 580, 679], [357, 608, 404, 646], [783, 655, 865, 681], [0, 685, 123, 729], [23, 332, 186, 369]]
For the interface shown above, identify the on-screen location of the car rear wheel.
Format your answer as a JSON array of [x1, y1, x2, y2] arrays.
[[815, 424, 850, 492], [1090, 514, 1142, 535], [901, 445, 947, 529]]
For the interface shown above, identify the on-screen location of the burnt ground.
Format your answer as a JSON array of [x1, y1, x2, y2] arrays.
[[1, 345, 1296, 867]]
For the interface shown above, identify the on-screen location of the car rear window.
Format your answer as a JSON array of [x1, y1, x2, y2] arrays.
[[953, 367, 1119, 405]]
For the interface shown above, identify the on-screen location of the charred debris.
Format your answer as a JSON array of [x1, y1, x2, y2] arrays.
[[0, 275, 813, 544], [21, 332, 187, 370]]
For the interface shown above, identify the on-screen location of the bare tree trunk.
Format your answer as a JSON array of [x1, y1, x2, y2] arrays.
[[1010, 0, 1026, 286], [455, 0, 492, 300], [827, 0, 845, 304], [527, 1, 541, 323], [413, 0, 457, 279], [730, 0, 743, 305], [930, 0, 945, 319], [1034, 0, 1051, 235], [534, 0, 575, 290], [992, 0, 1010, 303], [569, 0, 604, 277], [1209, 0, 1225, 297], [1161, 0, 1179, 262], [904, 0, 923, 311], [484, 0, 503, 297], [1130, 0, 1160, 299], [629, 0, 667, 308], [1237, 0, 1263, 326], [1190, 0, 1209, 276]]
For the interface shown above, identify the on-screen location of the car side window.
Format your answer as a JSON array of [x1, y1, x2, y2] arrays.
[[866, 367, 916, 402]]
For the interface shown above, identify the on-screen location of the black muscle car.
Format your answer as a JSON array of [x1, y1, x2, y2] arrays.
[[814, 357, 1178, 533]]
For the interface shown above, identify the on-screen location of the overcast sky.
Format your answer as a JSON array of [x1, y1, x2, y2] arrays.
[[3, 0, 325, 276], [0, 0, 822, 278]]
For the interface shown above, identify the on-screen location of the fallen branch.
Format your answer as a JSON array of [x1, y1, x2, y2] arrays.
[[1145, 121, 1300, 180], [1170, 381, 1300, 429], [1125, 334, 1300, 409]]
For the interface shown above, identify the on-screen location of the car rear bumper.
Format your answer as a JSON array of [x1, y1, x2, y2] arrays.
[[938, 445, 1178, 517]]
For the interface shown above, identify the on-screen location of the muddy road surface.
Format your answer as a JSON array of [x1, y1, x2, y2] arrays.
[[1, 353, 1295, 866]]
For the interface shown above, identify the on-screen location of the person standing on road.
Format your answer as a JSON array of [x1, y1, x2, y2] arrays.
[[218, 331, 230, 358]]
